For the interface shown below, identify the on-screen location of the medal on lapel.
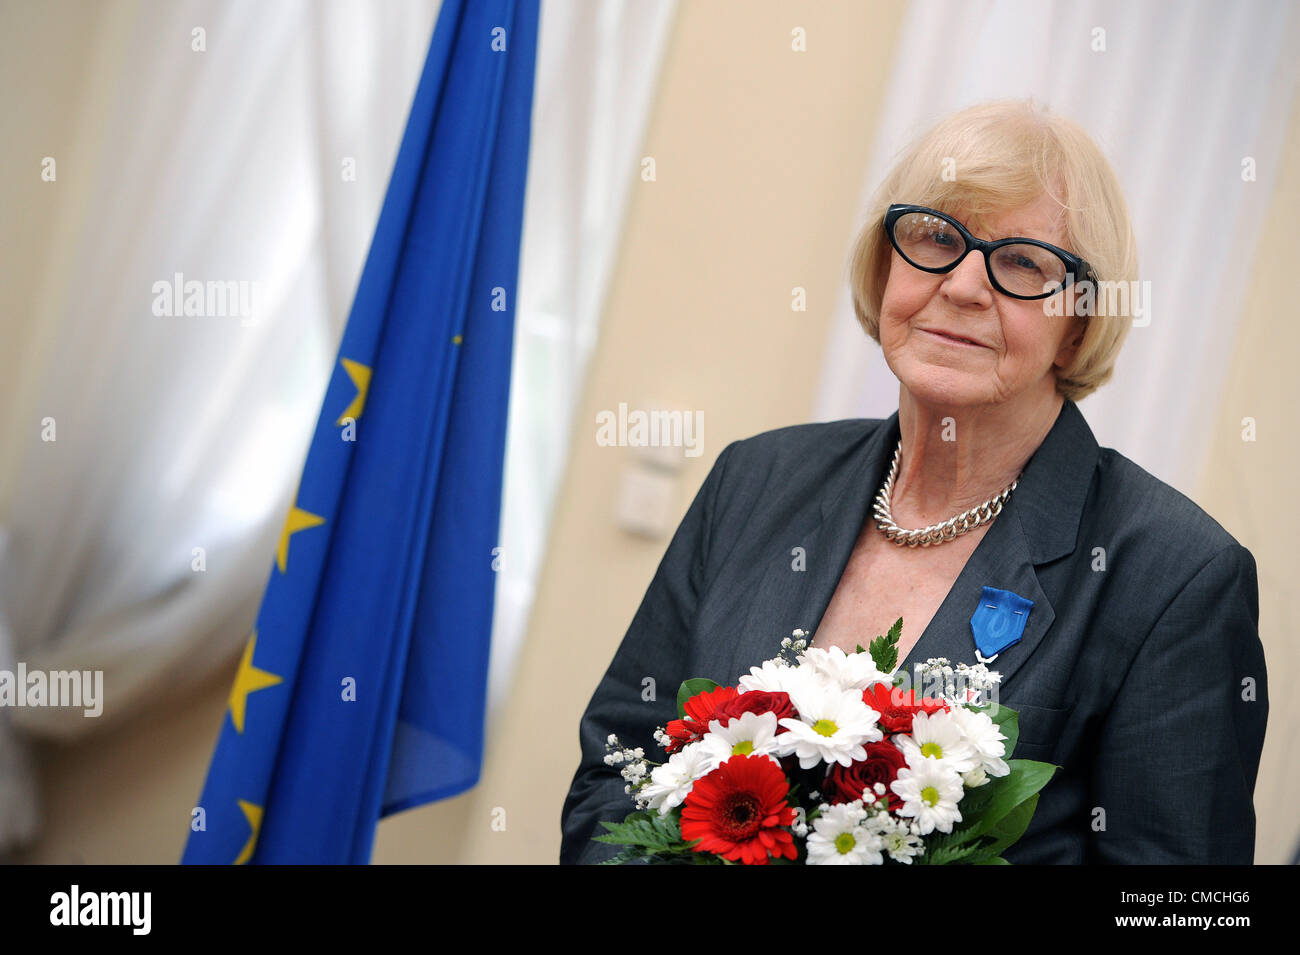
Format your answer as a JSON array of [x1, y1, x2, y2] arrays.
[[970, 586, 1034, 663]]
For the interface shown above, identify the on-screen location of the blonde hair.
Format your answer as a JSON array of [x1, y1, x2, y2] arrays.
[[847, 99, 1138, 402]]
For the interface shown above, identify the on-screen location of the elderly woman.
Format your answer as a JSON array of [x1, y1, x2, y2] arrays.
[[560, 100, 1268, 864]]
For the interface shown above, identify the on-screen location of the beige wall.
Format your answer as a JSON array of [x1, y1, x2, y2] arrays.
[[11, 0, 1297, 865]]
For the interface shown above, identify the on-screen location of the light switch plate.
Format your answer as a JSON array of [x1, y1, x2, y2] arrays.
[[615, 463, 677, 539]]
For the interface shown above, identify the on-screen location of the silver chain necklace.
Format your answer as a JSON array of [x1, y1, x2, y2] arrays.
[[872, 438, 1019, 547]]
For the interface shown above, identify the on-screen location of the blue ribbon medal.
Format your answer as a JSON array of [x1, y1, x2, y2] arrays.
[[969, 586, 1034, 663]]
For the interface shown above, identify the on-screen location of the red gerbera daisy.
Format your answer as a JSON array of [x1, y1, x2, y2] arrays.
[[664, 685, 741, 753], [662, 719, 699, 754], [863, 682, 948, 735], [684, 684, 740, 726], [679, 754, 798, 865]]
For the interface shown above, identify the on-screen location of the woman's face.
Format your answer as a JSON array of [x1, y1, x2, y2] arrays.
[[878, 192, 1085, 410]]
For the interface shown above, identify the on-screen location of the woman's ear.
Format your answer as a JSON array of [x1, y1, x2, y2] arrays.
[[1070, 315, 1088, 348], [1053, 315, 1087, 369]]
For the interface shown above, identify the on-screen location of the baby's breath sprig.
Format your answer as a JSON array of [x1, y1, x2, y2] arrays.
[[913, 657, 1003, 705], [603, 733, 656, 799], [776, 627, 810, 665]]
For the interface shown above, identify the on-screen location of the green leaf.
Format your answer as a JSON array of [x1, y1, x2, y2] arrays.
[[597, 847, 646, 865], [973, 856, 1010, 865], [676, 678, 720, 719], [970, 792, 1038, 861], [950, 776, 997, 818], [958, 759, 1058, 838], [868, 617, 903, 673], [917, 759, 1057, 864], [593, 810, 719, 864], [914, 824, 992, 865], [593, 811, 693, 852]]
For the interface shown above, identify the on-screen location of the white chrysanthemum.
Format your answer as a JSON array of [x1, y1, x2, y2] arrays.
[[806, 801, 885, 865], [638, 743, 713, 815], [891, 760, 965, 835], [961, 766, 989, 788], [947, 705, 1011, 777], [796, 645, 893, 693], [737, 658, 799, 694], [895, 709, 979, 773], [697, 711, 784, 768], [776, 677, 882, 768]]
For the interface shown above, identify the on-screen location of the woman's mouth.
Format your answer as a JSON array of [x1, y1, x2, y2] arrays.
[[921, 328, 986, 348]]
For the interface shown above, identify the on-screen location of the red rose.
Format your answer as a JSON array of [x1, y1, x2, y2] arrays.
[[822, 742, 907, 809], [863, 683, 948, 735], [712, 690, 797, 731]]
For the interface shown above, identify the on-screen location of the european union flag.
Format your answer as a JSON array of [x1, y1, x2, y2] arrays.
[[183, 0, 539, 864]]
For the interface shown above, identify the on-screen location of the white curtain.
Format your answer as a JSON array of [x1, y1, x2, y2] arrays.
[[814, 0, 1300, 496], [0, 0, 677, 853]]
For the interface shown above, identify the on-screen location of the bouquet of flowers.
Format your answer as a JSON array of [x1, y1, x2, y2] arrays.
[[595, 621, 1058, 864]]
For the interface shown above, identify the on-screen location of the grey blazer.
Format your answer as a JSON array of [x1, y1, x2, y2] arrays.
[[560, 398, 1269, 864]]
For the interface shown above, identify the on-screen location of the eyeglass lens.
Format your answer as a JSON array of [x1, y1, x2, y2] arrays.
[[892, 211, 1069, 297]]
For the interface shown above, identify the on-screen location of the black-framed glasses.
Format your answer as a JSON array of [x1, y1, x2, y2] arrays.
[[884, 203, 1094, 300]]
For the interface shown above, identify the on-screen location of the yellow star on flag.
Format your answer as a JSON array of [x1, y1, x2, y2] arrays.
[[233, 800, 263, 865], [276, 499, 325, 574], [228, 630, 282, 734], [336, 357, 372, 425]]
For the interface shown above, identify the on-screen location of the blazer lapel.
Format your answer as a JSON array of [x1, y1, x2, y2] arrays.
[[731, 410, 898, 676], [894, 488, 1055, 693], [731, 398, 1099, 697]]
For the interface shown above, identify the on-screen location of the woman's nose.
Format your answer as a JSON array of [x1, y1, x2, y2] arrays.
[[940, 250, 995, 307]]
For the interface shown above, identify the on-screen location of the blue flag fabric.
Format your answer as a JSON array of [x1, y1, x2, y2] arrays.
[[183, 0, 538, 864]]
